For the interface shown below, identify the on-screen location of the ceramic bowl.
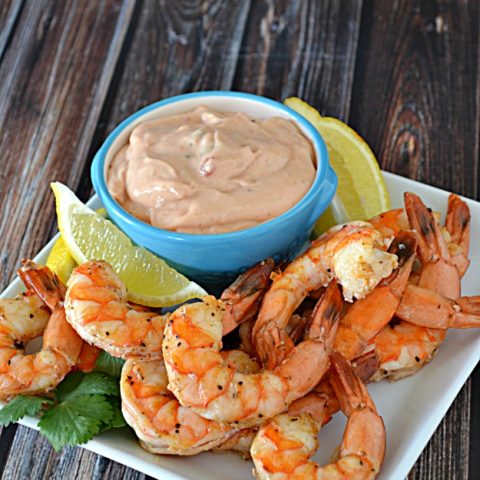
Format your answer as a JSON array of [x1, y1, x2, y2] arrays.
[[91, 91, 337, 290]]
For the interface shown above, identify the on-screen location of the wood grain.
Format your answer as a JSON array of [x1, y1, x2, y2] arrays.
[[104, 0, 252, 133], [349, 1, 480, 479], [0, 0, 135, 476], [0, 0, 23, 63], [0, 0, 478, 478], [350, 0, 480, 198], [76, 0, 253, 201], [0, 1, 252, 479], [233, 0, 363, 119]]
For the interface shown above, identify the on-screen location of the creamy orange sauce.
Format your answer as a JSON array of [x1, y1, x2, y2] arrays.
[[107, 106, 316, 234]]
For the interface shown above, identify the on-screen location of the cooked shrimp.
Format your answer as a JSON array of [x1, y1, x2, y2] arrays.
[[121, 350, 260, 455], [405, 192, 461, 299], [64, 261, 169, 359], [163, 283, 342, 427], [20, 260, 102, 373], [253, 221, 398, 368], [369, 208, 409, 238], [334, 231, 417, 360], [367, 319, 445, 382], [65, 257, 273, 359], [19, 259, 66, 310], [369, 193, 470, 279], [370, 193, 470, 380], [396, 285, 480, 329], [251, 352, 385, 480], [0, 293, 83, 399], [221, 258, 274, 335], [444, 193, 470, 277]]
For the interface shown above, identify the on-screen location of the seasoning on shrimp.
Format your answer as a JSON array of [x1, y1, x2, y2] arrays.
[[253, 221, 398, 369], [163, 283, 342, 428], [65, 261, 169, 359], [251, 353, 385, 480], [0, 265, 83, 399]]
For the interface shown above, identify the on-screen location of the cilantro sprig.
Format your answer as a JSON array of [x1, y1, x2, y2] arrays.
[[0, 352, 126, 451]]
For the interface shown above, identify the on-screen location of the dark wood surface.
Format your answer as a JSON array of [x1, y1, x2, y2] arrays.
[[0, 1, 478, 478]]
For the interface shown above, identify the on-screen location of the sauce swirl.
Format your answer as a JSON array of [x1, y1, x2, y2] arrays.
[[107, 106, 316, 234]]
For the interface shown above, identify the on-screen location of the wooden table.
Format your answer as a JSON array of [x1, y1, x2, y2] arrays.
[[0, 1, 478, 478]]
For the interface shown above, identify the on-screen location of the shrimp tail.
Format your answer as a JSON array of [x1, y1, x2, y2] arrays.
[[351, 349, 380, 383], [221, 258, 275, 335], [278, 283, 342, 399], [256, 325, 296, 371], [404, 192, 450, 263], [330, 352, 386, 474], [454, 296, 480, 327], [330, 352, 375, 414], [445, 193, 471, 277], [305, 281, 342, 345], [405, 192, 460, 298], [18, 260, 65, 310]]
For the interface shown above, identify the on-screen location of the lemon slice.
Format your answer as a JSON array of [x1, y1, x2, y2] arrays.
[[46, 236, 76, 285], [46, 208, 108, 284], [50, 182, 207, 306], [284, 97, 390, 235]]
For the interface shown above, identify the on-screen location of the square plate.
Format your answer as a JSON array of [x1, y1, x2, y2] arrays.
[[1, 172, 479, 479]]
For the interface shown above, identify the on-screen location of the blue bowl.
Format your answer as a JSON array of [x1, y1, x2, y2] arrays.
[[91, 91, 337, 291]]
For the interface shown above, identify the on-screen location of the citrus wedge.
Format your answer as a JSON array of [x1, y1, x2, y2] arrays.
[[46, 208, 107, 284], [284, 97, 390, 236], [50, 182, 207, 307], [46, 236, 76, 285]]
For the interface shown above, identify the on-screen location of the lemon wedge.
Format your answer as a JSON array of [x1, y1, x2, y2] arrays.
[[46, 236, 76, 285], [46, 208, 107, 284], [50, 182, 207, 307], [284, 97, 390, 235]]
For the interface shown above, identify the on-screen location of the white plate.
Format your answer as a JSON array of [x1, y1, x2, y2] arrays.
[[1, 172, 479, 479]]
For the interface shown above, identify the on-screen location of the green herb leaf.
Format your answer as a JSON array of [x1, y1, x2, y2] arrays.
[[105, 397, 126, 429], [0, 395, 53, 426], [95, 351, 125, 377], [64, 372, 119, 400], [38, 394, 113, 451], [55, 371, 85, 402]]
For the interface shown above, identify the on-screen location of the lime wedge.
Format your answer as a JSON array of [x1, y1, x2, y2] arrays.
[[50, 182, 207, 306], [284, 97, 390, 236]]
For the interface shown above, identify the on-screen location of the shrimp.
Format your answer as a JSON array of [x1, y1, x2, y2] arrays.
[[253, 221, 398, 368], [369, 193, 470, 279], [64, 261, 169, 359], [444, 193, 470, 277], [333, 231, 417, 360], [251, 352, 385, 480], [163, 283, 342, 427], [20, 260, 102, 373], [221, 258, 274, 335], [361, 192, 467, 382], [65, 257, 273, 359], [396, 285, 480, 329], [404, 192, 461, 299], [18, 260, 66, 310], [369, 208, 409, 238], [0, 265, 83, 399], [367, 319, 445, 382], [121, 350, 260, 455]]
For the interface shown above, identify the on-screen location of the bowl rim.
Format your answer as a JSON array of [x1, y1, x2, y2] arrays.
[[91, 90, 333, 243]]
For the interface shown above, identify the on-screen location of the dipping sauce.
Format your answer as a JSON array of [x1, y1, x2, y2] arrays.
[[107, 106, 316, 234]]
